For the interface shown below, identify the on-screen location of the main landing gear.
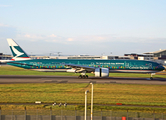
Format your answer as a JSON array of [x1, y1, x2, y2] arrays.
[[150, 77, 153, 80], [78, 71, 88, 79], [78, 75, 89, 79]]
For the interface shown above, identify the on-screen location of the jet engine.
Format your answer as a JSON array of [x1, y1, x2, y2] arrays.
[[95, 68, 109, 77]]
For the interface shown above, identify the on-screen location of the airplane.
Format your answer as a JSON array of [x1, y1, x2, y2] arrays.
[[6, 39, 165, 80]]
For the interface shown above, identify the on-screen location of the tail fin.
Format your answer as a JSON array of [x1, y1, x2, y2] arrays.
[[7, 39, 31, 61]]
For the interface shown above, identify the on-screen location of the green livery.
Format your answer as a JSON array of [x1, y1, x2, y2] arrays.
[[7, 59, 164, 72]]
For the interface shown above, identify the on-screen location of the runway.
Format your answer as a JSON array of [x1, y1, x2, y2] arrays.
[[0, 75, 166, 85]]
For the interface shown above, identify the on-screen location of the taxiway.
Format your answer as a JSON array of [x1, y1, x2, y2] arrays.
[[0, 75, 165, 85]]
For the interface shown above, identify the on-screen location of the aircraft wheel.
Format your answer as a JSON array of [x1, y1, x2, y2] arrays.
[[78, 75, 88, 79], [78, 75, 82, 78], [150, 77, 153, 80], [85, 75, 88, 79], [82, 75, 86, 79]]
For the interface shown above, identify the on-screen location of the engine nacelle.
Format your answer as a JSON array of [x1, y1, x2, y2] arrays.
[[95, 68, 109, 77]]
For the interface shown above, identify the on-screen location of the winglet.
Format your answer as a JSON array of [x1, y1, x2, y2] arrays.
[[7, 39, 31, 61]]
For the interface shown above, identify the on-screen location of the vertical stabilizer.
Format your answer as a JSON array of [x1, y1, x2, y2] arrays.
[[7, 39, 31, 61]]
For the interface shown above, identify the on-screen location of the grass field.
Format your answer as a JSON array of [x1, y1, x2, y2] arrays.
[[0, 83, 166, 112], [0, 65, 166, 113], [0, 83, 166, 106]]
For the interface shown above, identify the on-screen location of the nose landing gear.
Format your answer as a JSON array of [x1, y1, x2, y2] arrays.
[[150, 73, 155, 80], [150, 77, 153, 80]]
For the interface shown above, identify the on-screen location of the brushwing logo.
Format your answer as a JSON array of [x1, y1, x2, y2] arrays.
[[11, 45, 24, 57]]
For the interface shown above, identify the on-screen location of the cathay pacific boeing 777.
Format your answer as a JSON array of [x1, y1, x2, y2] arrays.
[[6, 39, 165, 79]]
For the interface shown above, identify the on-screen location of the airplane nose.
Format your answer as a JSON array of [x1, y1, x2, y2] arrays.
[[162, 66, 165, 70], [160, 65, 165, 71]]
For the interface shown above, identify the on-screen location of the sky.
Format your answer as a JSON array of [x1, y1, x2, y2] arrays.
[[0, 0, 166, 56]]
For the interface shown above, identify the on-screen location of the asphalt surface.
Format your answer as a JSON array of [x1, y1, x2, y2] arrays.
[[0, 75, 166, 85]]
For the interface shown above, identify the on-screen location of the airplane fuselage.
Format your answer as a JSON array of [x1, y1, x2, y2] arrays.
[[7, 59, 164, 73]]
